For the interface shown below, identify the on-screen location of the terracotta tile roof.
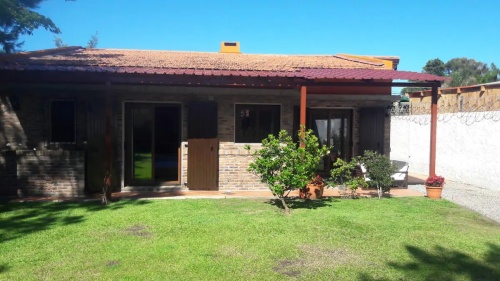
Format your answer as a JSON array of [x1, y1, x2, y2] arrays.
[[1, 47, 386, 71], [0, 47, 446, 82]]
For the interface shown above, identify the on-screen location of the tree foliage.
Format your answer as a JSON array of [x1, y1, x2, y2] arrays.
[[423, 58, 446, 76], [248, 129, 330, 213], [329, 158, 367, 198], [0, 0, 74, 53], [444, 58, 492, 87], [53, 36, 67, 48], [54, 31, 99, 49], [86, 31, 98, 49], [401, 57, 499, 94], [359, 150, 396, 199]]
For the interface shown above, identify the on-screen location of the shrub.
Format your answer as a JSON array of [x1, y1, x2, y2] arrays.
[[360, 150, 397, 199], [328, 158, 367, 198], [248, 129, 330, 212]]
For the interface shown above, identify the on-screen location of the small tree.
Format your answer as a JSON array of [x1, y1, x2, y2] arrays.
[[54, 36, 68, 48], [360, 150, 396, 199], [329, 158, 367, 198], [86, 31, 99, 49], [248, 129, 330, 213]]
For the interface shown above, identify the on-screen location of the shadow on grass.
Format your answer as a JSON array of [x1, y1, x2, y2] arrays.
[[358, 243, 500, 280], [0, 264, 9, 274], [0, 199, 152, 243], [266, 197, 338, 211]]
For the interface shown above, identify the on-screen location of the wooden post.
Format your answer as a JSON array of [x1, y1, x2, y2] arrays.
[[429, 84, 438, 177], [104, 81, 113, 202], [300, 85, 307, 147]]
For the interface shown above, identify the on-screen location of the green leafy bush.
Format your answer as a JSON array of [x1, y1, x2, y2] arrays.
[[360, 150, 397, 199], [248, 129, 330, 212], [328, 158, 367, 198]]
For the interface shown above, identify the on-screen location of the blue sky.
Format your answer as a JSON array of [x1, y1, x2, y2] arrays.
[[20, 0, 499, 74]]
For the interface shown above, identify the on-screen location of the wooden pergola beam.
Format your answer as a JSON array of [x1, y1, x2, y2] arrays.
[[300, 86, 307, 147], [104, 81, 113, 203], [304, 81, 442, 88], [429, 85, 438, 177]]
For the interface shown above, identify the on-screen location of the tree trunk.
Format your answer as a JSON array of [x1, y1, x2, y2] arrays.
[[102, 170, 112, 205], [279, 197, 290, 214], [377, 184, 382, 199]]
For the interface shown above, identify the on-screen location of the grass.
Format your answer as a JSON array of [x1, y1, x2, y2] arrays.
[[0, 197, 499, 280], [134, 152, 152, 180]]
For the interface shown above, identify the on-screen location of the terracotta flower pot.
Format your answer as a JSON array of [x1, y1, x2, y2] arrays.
[[425, 185, 443, 199], [299, 184, 325, 199]]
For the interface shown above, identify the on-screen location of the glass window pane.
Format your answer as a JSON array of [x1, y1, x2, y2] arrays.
[[154, 106, 180, 181], [235, 105, 280, 143], [133, 107, 153, 180], [51, 101, 75, 142]]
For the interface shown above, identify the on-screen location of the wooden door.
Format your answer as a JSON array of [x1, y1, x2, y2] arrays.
[[85, 98, 106, 194], [187, 102, 218, 190], [187, 138, 218, 190], [359, 107, 385, 155]]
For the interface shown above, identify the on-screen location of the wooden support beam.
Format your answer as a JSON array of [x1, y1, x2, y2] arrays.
[[300, 86, 307, 147], [429, 85, 438, 177], [104, 81, 113, 202], [305, 81, 442, 88]]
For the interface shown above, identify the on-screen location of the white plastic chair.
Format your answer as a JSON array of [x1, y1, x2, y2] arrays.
[[391, 160, 409, 187], [359, 161, 409, 187]]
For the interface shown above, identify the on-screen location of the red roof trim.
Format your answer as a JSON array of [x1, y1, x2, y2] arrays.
[[299, 68, 447, 81], [0, 65, 446, 82]]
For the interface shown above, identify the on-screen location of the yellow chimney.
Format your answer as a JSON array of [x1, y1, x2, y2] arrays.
[[219, 42, 241, 54]]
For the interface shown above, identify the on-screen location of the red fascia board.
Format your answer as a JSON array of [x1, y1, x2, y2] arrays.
[[1, 65, 447, 82]]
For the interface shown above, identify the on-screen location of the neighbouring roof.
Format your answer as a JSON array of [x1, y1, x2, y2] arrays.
[[0, 46, 446, 82], [407, 80, 500, 97]]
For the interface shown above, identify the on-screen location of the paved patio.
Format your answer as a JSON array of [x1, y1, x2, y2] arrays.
[[5, 174, 427, 202]]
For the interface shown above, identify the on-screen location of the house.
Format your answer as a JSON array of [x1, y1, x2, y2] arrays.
[[407, 81, 500, 114], [0, 42, 446, 197]]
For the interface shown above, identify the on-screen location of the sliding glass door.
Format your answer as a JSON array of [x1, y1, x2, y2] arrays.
[[125, 103, 181, 185], [309, 109, 352, 171]]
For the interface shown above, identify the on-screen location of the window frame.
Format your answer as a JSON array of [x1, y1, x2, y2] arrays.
[[234, 103, 281, 143], [50, 99, 76, 143]]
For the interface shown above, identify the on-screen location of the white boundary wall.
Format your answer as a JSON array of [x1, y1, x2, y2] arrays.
[[390, 112, 500, 191]]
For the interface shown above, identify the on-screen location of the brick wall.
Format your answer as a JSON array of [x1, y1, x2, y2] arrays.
[[217, 143, 268, 190], [0, 150, 85, 197], [0, 91, 87, 197], [154, 87, 392, 190], [0, 151, 17, 196], [1, 85, 392, 194]]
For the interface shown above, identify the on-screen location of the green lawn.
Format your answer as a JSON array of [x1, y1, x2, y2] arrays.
[[0, 198, 499, 280], [134, 152, 152, 180]]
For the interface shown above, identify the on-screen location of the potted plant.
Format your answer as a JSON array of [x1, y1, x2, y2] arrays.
[[328, 158, 367, 198], [425, 175, 445, 199], [300, 174, 326, 199]]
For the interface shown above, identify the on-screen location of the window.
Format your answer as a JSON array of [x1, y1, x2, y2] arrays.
[[235, 104, 280, 143], [51, 100, 75, 142]]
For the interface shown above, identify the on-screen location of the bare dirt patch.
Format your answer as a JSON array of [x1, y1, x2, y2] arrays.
[[106, 260, 120, 267], [242, 209, 265, 215], [273, 245, 362, 277], [123, 224, 152, 238], [216, 246, 257, 260]]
